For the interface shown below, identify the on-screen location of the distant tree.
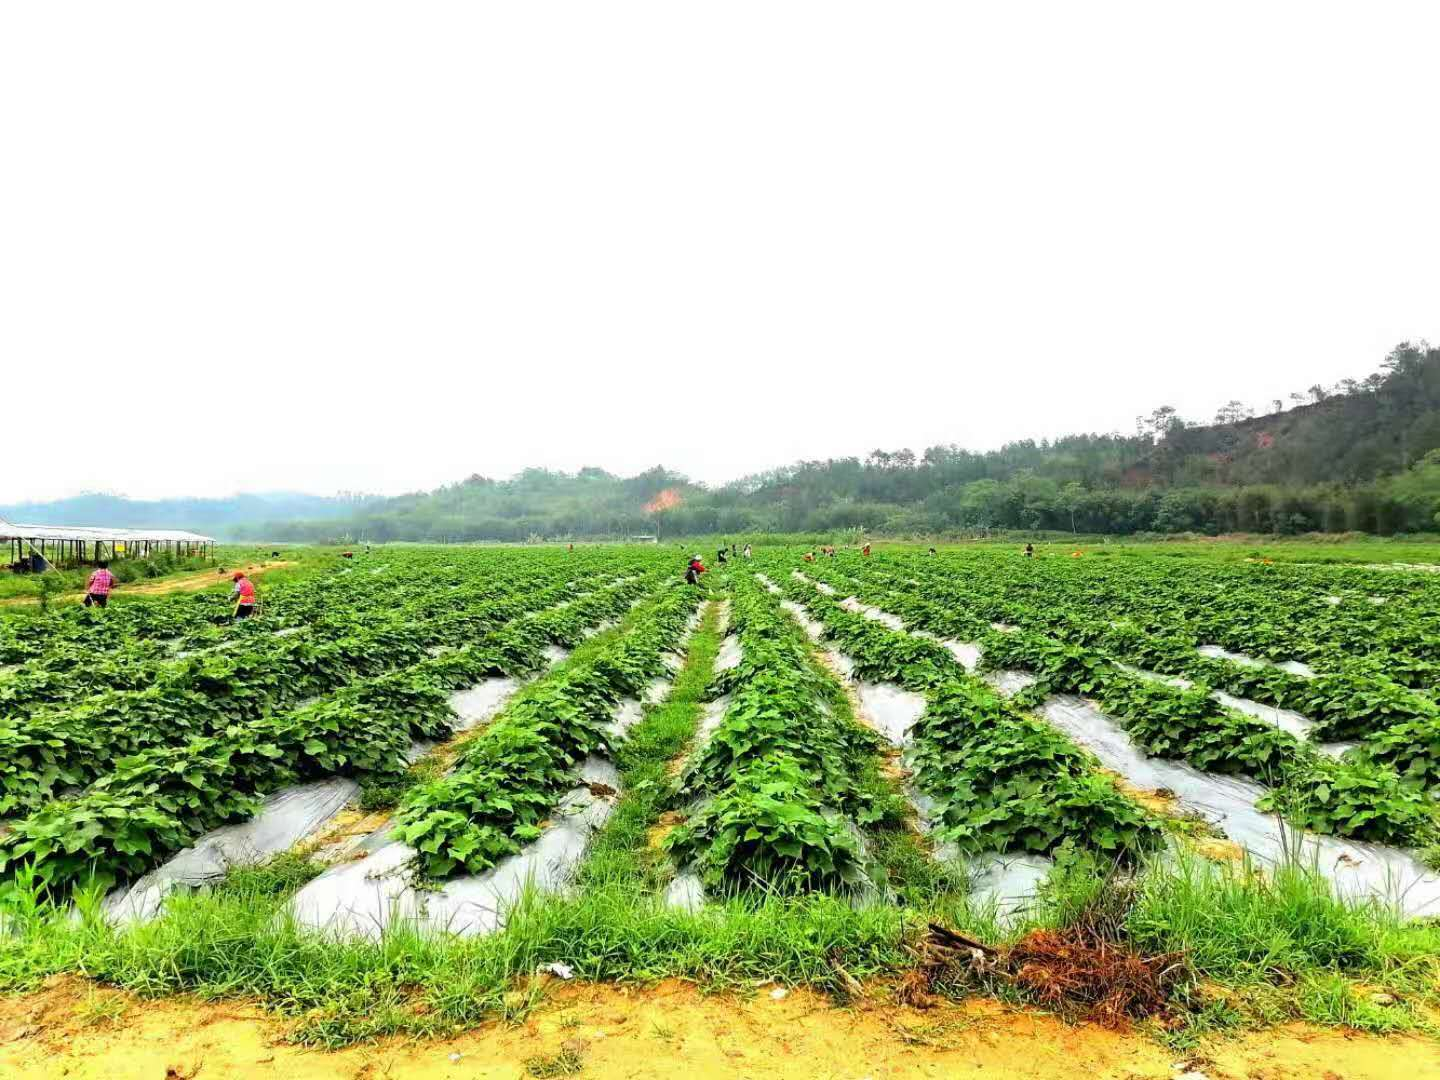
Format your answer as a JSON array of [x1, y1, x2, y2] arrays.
[[1059, 481, 1086, 533], [1136, 405, 1182, 443], [1308, 384, 1329, 404], [1215, 400, 1251, 425]]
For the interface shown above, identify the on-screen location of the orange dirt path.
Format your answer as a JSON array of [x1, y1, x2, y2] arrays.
[[0, 560, 296, 607], [1, 976, 1434, 1079]]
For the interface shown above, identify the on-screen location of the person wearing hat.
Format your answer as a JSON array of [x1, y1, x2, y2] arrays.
[[231, 571, 258, 619], [685, 555, 706, 586]]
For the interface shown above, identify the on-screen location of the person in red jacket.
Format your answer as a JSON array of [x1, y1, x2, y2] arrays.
[[231, 571, 258, 619], [685, 555, 706, 586]]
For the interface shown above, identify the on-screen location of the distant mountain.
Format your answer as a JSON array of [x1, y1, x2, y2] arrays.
[[19, 343, 1439, 543], [264, 342, 1440, 540], [0, 492, 375, 540]]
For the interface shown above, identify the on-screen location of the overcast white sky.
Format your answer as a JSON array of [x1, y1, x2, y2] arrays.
[[2, 2, 1437, 504]]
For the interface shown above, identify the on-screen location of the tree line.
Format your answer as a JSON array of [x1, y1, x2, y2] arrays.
[[258, 343, 1440, 541]]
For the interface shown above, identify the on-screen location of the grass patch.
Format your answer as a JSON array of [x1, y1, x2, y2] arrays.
[[525, 1046, 585, 1077], [2, 844, 1438, 1047], [576, 600, 724, 893], [358, 755, 446, 812], [210, 852, 323, 899], [74, 988, 129, 1028]]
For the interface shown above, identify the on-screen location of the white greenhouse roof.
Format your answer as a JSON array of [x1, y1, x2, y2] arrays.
[[0, 520, 215, 544]]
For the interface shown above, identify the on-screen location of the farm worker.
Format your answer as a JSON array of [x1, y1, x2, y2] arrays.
[[231, 572, 258, 619], [743, 543, 752, 559], [803, 551, 815, 563], [568, 543, 574, 553], [685, 556, 706, 586], [1071, 550, 1083, 558], [716, 546, 728, 565], [1024, 543, 1034, 558], [83, 561, 115, 609], [928, 547, 937, 556], [862, 543, 872, 557]]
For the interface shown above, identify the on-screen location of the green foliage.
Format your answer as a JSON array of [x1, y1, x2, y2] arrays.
[[663, 575, 899, 893], [397, 582, 702, 880], [0, 547, 678, 896], [798, 547, 1440, 848]]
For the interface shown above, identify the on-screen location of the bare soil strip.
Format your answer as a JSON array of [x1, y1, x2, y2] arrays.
[[2, 975, 1435, 1079]]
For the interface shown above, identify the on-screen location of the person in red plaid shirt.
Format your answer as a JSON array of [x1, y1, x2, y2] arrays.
[[84, 561, 116, 608]]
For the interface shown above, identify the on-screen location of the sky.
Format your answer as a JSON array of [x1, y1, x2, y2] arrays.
[[2, 3, 1437, 504]]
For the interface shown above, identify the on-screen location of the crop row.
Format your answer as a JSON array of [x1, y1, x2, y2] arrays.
[[0, 563, 581, 719], [824, 556, 1439, 748], [0, 547, 672, 707], [0, 547, 676, 663], [396, 580, 703, 879], [0, 571, 661, 895], [874, 549, 1440, 686], [661, 573, 904, 893], [769, 573, 1161, 862], [0, 567, 651, 818], [790, 558, 1438, 847]]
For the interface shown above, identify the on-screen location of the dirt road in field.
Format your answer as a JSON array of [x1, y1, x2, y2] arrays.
[[0, 561, 296, 607], [1, 976, 1433, 1079]]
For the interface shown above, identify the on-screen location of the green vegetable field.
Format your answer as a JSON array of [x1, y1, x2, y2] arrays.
[[4, 541, 1440, 1056]]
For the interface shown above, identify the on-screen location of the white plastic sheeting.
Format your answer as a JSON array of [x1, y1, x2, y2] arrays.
[[839, 596, 905, 631], [450, 678, 521, 733], [642, 677, 672, 706], [855, 682, 926, 747], [1115, 663, 1350, 756], [1198, 644, 1316, 678], [610, 698, 646, 739], [968, 853, 1055, 922], [781, 579, 1053, 920], [285, 608, 702, 940], [1212, 690, 1319, 741], [1039, 694, 1440, 918], [909, 777, 1055, 924], [715, 636, 743, 673], [779, 585, 1440, 919], [663, 872, 706, 911], [106, 778, 359, 924], [288, 757, 621, 941]]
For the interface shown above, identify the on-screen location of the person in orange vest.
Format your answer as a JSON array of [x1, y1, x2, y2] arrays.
[[231, 571, 258, 619], [862, 543, 872, 557]]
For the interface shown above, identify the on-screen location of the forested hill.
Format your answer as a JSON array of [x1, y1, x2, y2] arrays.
[[261, 342, 1440, 541]]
